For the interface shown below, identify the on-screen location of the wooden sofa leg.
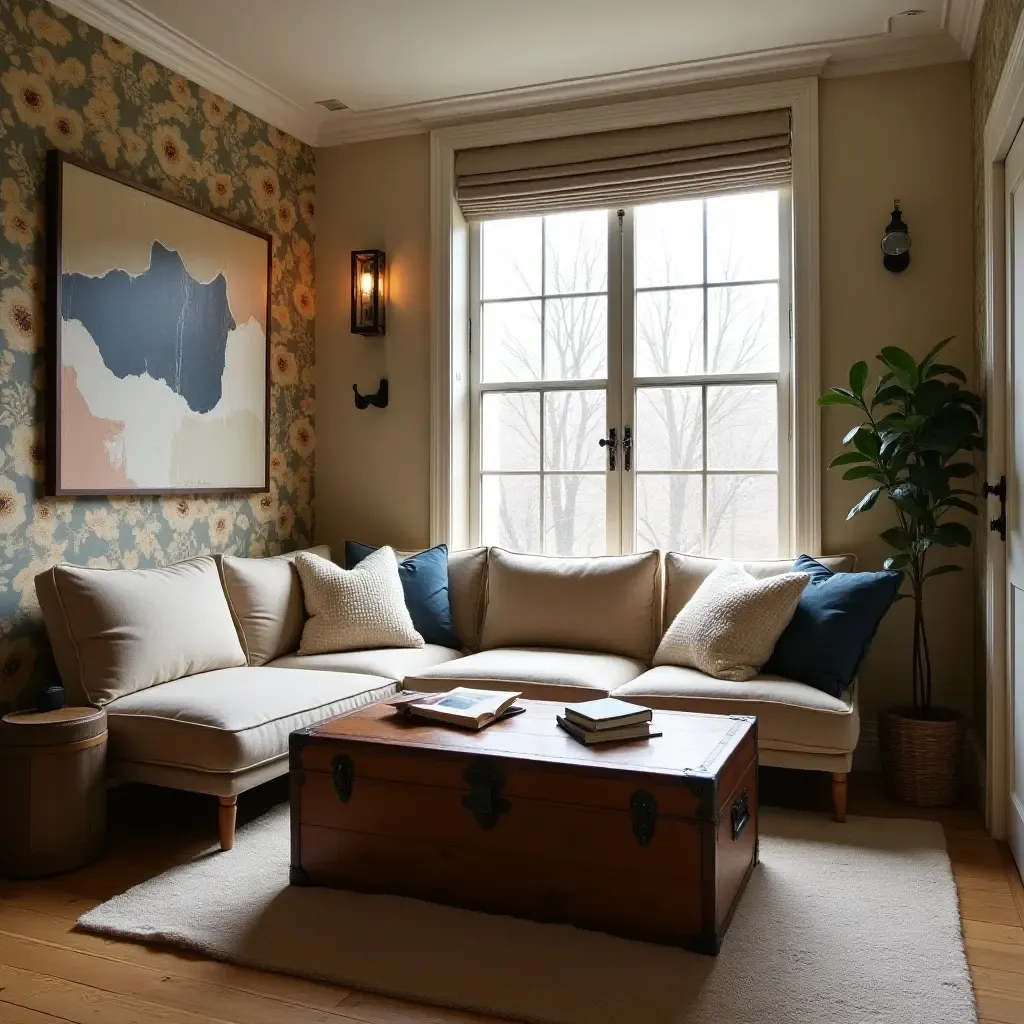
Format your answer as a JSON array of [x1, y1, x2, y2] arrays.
[[831, 773, 848, 823], [218, 795, 237, 851]]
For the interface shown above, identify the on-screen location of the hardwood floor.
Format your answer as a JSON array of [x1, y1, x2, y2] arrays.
[[0, 771, 1019, 1024]]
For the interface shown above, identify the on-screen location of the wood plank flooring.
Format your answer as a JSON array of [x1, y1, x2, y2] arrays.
[[0, 771, 1018, 1023]]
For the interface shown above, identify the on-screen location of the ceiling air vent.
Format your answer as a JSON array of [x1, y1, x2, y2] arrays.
[[315, 98, 349, 112]]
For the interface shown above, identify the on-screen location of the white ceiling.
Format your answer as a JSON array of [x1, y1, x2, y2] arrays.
[[52, 0, 981, 146]]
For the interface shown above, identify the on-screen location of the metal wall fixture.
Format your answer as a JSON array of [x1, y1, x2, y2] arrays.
[[351, 249, 386, 335], [881, 200, 911, 273]]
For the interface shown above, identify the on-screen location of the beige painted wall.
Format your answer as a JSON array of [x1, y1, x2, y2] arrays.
[[316, 63, 977, 722], [819, 63, 975, 720], [315, 135, 433, 554]]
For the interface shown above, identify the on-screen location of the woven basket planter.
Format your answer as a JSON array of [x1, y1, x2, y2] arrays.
[[878, 706, 963, 807]]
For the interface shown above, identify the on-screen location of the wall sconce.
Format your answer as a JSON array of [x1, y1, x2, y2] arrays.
[[351, 249, 386, 335], [881, 200, 911, 274]]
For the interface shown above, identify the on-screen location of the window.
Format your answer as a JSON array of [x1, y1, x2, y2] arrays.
[[470, 191, 792, 558]]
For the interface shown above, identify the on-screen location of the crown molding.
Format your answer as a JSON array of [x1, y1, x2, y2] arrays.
[[946, 0, 985, 57], [317, 31, 966, 147], [51, 0, 971, 150], [48, 0, 322, 144]]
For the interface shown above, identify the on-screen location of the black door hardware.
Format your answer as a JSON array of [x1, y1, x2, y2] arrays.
[[598, 427, 617, 470], [984, 476, 1007, 541], [630, 790, 657, 845], [622, 426, 633, 472]]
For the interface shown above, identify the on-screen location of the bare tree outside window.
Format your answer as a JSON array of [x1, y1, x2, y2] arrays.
[[476, 192, 784, 559]]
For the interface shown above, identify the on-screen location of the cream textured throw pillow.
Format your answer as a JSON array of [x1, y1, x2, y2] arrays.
[[653, 562, 809, 681], [295, 547, 423, 654]]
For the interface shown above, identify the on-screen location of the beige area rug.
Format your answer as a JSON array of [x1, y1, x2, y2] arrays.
[[78, 806, 976, 1024]]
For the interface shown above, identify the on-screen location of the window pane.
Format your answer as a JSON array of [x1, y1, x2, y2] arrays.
[[635, 199, 703, 288], [707, 284, 778, 374], [481, 392, 539, 471], [482, 217, 542, 299], [635, 289, 704, 377], [545, 211, 607, 294], [706, 192, 779, 283], [481, 300, 541, 382], [482, 475, 540, 553], [635, 474, 702, 554], [544, 390, 606, 471], [635, 387, 702, 470], [544, 297, 607, 380], [706, 475, 778, 559], [707, 385, 777, 470], [545, 475, 605, 556]]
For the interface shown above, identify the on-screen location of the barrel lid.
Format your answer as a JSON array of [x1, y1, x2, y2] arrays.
[[0, 706, 107, 746]]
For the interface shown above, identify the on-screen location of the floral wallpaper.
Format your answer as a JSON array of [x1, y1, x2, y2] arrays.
[[0, 0, 316, 711]]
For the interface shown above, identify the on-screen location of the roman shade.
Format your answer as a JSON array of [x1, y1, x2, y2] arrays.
[[455, 109, 791, 219]]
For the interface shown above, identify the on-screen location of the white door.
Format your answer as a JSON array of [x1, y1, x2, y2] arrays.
[[1005, 125, 1024, 871]]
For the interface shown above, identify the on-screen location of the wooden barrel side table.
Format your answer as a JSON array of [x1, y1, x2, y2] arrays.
[[0, 707, 107, 878]]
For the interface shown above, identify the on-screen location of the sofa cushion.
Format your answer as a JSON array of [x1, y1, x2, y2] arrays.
[[105, 667, 395, 774], [405, 648, 647, 703], [219, 545, 330, 666], [268, 644, 463, 682], [449, 547, 488, 651], [35, 557, 245, 706], [663, 552, 856, 626], [346, 542, 460, 649], [763, 555, 904, 697], [296, 548, 423, 654], [612, 665, 859, 755], [654, 562, 809, 681], [479, 548, 661, 662]]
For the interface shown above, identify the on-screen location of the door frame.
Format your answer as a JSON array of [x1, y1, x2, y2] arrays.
[[983, 13, 1024, 840]]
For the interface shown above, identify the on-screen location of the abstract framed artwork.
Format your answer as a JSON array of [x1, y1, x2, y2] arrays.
[[46, 151, 272, 495]]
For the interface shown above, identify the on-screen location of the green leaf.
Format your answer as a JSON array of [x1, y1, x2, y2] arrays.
[[849, 361, 869, 399], [912, 379, 951, 416], [842, 424, 863, 446], [872, 385, 907, 408], [880, 526, 910, 550], [879, 432, 906, 460], [818, 391, 862, 408], [879, 346, 919, 387], [919, 336, 954, 369], [842, 466, 885, 482], [890, 481, 923, 507], [931, 521, 974, 547], [945, 462, 976, 478], [925, 363, 967, 383], [828, 451, 870, 468], [938, 496, 978, 515], [846, 488, 881, 520], [884, 553, 912, 571], [924, 564, 963, 580], [853, 429, 881, 458]]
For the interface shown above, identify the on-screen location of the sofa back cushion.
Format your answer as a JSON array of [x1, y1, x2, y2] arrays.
[[663, 552, 857, 627], [448, 547, 487, 650], [478, 548, 661, 662], [219, 545, 330, 665], [35, 556, 246, 706]]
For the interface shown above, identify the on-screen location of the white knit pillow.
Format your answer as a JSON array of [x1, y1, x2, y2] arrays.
[[295, 547, 423, 654], [653, 562, 809, 681]]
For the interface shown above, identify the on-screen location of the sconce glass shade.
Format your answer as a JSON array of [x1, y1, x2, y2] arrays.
[[351, 249, 386, 335]]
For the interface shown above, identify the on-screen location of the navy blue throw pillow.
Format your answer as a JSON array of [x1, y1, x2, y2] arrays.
[[344, 542, 460, 649], [763, 554, 903, 698]]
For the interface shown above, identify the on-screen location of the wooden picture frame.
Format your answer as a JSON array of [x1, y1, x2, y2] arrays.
[[46, 151, 272, 496]]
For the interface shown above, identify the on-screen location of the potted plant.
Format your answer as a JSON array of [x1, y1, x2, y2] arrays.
[[819, 339, 983, 806]]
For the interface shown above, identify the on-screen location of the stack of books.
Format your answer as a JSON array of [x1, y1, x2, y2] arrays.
[[556, 698, 661, 746]]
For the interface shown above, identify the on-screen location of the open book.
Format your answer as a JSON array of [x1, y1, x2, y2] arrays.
[[388, 688, 522, 730]]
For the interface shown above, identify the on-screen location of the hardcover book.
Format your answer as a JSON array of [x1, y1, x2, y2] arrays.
[[564, 697, 653, 731]]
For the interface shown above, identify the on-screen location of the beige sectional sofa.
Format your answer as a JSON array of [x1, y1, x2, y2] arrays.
[[35, 544, 859, 850]]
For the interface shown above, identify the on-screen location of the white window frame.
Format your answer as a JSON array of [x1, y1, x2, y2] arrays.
[[467, 196, 793, 557], [431, 78, 820, 554]]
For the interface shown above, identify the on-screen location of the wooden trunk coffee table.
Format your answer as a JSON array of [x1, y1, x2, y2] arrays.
[[289, 698, 758, 954]]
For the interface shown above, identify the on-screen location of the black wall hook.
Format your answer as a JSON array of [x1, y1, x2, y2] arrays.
[[353, 378, 388, 409]]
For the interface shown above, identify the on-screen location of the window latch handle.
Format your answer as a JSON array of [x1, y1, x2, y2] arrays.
[[622, 426, 633, 472], [598, 427, 617, 471]]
